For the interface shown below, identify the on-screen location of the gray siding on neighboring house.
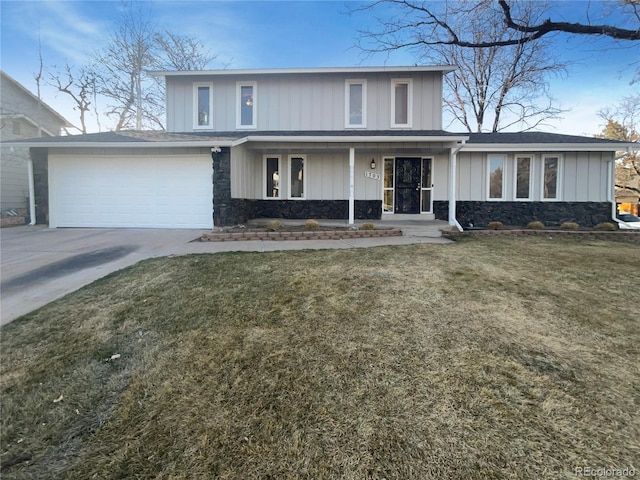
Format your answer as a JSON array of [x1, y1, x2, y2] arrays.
[[166, 72, 443, 133]]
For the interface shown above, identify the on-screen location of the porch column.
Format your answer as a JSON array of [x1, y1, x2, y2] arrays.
[[448, 148, 457, 227], [349, 147, 355, 225]]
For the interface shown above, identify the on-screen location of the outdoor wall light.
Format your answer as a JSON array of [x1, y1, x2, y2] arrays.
[[370, 158, 376, 169]]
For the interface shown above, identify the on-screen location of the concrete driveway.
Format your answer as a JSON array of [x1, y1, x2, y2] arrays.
[[1, 224, 450, 325]]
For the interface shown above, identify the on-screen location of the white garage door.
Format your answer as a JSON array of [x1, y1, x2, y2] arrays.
[[49, 153, 213, 228]]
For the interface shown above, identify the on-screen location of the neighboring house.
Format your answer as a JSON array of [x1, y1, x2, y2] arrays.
[[5, 66, 635, 229], [0, 71, 71, 224]]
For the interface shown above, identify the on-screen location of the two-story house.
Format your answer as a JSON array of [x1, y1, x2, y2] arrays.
[[0, 70, 71, 224], [7, 66, 634, 229]]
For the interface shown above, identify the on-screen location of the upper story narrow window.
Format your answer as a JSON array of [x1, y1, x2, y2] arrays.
[[391, 79, 412, 128], [193, 83, 213, 128], [542, 155, 562, 200], [194, 83, 213, 129], [345, 79, 366, 128], [237, 81, 257, 129], [487, 154, 506, 200]]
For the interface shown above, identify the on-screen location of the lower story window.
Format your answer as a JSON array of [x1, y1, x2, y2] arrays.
[[488, 155, 505, 200], [542, 155, 560, 200], [264, 156, 280, 199], [289, 156, 305, 199]]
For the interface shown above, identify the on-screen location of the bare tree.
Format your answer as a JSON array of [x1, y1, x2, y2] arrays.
[[47, 64, 99, 134], [598, 95, 640, 198], [357, 1, 566, 132], [153, 30, 216, 71]]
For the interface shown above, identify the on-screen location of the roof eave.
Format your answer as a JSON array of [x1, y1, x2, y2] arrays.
[[461, 143, 637, 152]]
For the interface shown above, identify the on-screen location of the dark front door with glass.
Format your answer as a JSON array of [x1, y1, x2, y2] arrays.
[[394, 157, 422, 214]]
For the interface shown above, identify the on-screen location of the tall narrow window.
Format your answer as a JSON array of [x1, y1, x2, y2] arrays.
[[194, 83, 212, 129], [488, 155, 505, 200], [264, 156, 280, 199], [383, 158, 394, 213], [515, 156, 532, 200], [289, 156, 305, 199], [421, 158, 433, 213], [391, 79, 412, 127], [237, 82, 256, 129], [542, 155, 561, 200], [345, 80, 366, 128]]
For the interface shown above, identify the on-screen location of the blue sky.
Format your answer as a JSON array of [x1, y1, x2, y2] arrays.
[[1, 0, 638, 134]]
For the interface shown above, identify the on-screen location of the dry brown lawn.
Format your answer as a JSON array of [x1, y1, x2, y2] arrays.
[[1, 236, 638, 479]]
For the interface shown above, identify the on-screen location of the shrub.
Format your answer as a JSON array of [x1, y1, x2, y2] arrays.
[[487, 221, 503, 230], [304, 219, 320, 230], [561, 222, 579, 230], [527, 221, 545, 230], [594, 222, 616, 231], [267, 220, 282, 231], [360, 222, 375, 230]]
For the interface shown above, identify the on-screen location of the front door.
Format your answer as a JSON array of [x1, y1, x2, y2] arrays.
[[394, 157, 421, 214]]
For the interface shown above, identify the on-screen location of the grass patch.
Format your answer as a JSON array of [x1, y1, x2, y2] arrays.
[[1, 237, 639, 479]]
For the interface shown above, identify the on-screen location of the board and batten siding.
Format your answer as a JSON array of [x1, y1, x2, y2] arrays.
[[456, 151, 612, 202], [166, 72, 443, 132]]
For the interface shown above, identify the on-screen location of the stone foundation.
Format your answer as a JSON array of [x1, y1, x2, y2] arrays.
[[228, 199, 382, 226], [433, 201, 612, 228]]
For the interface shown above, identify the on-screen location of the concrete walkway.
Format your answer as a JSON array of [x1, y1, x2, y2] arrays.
[[0, 221, 451, 325]]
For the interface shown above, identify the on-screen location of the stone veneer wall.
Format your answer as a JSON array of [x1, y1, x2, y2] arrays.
[[433, 201, 612, 228], [32, 148, 49, 225], [212, 147, 232, 227], [230, 199, 382, 225]]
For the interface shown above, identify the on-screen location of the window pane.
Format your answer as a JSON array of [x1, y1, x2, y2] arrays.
[[197, 86, 210, 126], [384, 158, 394, 188], [421, 189, 432, 213], [240, 85, 253, 126], [394, 83, 408, 124], [290, 157, 304, 198], [266, 157, 279, 198], [544, 157, 559, 199], [489, 156, 504, 199], [384, 190, 394, 213], [349, 83, 363, 125], [516, 157, 531, 199], [421, 158, 432, 187]]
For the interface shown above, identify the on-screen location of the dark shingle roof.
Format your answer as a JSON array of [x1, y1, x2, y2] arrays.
[[466, 132, 626, 145]]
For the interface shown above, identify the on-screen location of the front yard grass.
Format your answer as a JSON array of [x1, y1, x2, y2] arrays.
[[1, 236, 638, 479]]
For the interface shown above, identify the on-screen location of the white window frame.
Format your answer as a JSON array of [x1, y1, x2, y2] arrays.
[[382, 157, 395, 214], [263, 155, 281, 200], [420, 157, 434, 214], [236, 81, 257, 129], [541, 154, 563, 201], [288, 155, 307, 200], [345, 79, 367, 128], [390, 78, 413, 128], [514, 155, 533, 201], [193, 82, 213, 129], [486, 154, 506, 201]]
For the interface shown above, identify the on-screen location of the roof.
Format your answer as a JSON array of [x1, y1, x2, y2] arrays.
[[0, 70, 74, 128], [2, 129, 635, 151], [150, 65, 458, 77]]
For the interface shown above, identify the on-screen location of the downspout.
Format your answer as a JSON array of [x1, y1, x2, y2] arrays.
[[448, 140, 466, 231], [27, 152, 36, 225], [609, 148, 630, 226], [349, 147, 355, 225]]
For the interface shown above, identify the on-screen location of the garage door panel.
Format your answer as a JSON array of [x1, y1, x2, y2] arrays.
[[50, 154, 213, 228]]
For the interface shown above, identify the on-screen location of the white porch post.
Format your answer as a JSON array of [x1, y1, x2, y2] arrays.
[[349, 147, 355, 225], [27, 157, 36, 225], [448, 148, 457, 227]]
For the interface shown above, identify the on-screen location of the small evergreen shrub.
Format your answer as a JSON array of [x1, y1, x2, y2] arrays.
[[360, 222, 375, 230], [487, 221, 503, 230], [594, 222, 616, 231], [267, 220, 283, 231], [527, 221, 545, 230], [561, 222, 579, 230], [304, 219, 320, 230]]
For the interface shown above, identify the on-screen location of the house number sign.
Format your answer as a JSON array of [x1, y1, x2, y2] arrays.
[[364, 171, 381, 180]]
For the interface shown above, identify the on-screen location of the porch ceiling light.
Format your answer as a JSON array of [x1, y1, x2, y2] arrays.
[[370, 158, 376, 169]]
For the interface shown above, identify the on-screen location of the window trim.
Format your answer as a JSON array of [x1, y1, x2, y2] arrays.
[[382, 157, 395, 214], [263, 155, 281, 200], [486, 154, 507, 201], [345, 79, 367, 128], [288, 155, 307, 200], [541, 154, 563, 201], [513, 155, 533, 201], [390, 78, 413, 128], [193, 82, 213, 130], [236, 81, 257, 129]]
